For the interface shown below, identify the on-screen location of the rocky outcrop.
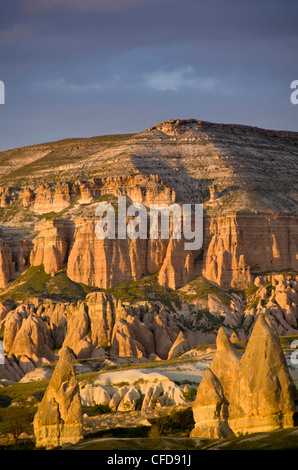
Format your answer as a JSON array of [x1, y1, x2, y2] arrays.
[[110, 315, 155, 358], [0, 238, 13, 287], [0, 356, 26, 386], [203, 212, 298, 290], [209, 327, 240, 404], [67, 219, 149, 288], [33, 347, 83, 449], [9, 313, 56, 364], [228, 316, 297, 434], [61, 303, 93, 359], [191, 317, 297, 437], [25, 210, 298, 292], [86, 291, 126, 347], [190, 368, 234, 439], [33, 182, 78, 214], [244, 273, 298, 336], [167, 331, 191, 359], [79, 370, 187, 411], [158, 238, 195, 290], [152, 314, 177, 360], [30, 219, 73, 275]]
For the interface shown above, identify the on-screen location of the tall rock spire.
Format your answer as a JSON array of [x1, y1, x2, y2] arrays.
[[33, 347, 83, 449]]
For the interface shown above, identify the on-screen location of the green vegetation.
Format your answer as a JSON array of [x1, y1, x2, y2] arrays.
[[182, 387, 197, 402], [0, 198, 35, 224], [279, 335, 298, 349], [37, 197, 80, 220], [148, 407, 195, 437], [244, 283, 260, 311], [82, 404, 112, 416], [108, 273, 182, 311], [0, 133, 135, 186], [0, 265, 100, 303], [0, 406, 36, 443], [0, 377, 49, 407], [112, 381, 130, 388], [180, 276, 231, 307]]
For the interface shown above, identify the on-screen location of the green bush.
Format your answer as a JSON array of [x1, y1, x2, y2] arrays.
[[148, 407, 195, 436], [0, 406, 36, 442], [83, 403, 112, 416], [182, 387, 197, 402]]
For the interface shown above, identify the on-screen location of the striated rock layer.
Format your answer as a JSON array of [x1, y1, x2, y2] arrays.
[[202, 212, 298, 290]]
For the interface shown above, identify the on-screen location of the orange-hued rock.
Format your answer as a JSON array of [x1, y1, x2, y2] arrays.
[[110, 315, 155, 358], [167, 331, 191, 359], [210, 327, 240, 404], [9, 313, 56, 364], [66, 218, 148, 288], [22, 187, 35, 206], [228, 316, 297, 434], [33, 347, 83, 449], [86, 291, 126, 348], [0, 238, 13, 287], [190, 368, 234, 439], [33, 182, 77, 214], [152, 314, 177, 360], [191, 317, 297, 438], [30, 219, 72, 275], [61, 303, 93, 359], [158, 238, 194, 289], [3, 310, 25, 352], [203, 212, 298, 290]]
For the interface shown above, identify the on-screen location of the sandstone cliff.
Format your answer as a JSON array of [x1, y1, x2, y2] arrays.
[[203, 212, 298, 290], [0, 118, 296, 374]]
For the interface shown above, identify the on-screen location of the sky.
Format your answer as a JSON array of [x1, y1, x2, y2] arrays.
[[0, 0, 297, 150]]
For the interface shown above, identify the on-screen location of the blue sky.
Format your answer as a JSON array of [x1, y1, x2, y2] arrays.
[[0, 0, 297, 150]]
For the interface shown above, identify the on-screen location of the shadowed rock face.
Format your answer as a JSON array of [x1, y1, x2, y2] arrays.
[[33, 347, 83, 449], [228, 316, 297, 434], [8, 313, 56, 364], [191, 317, 297, 437], [210, 327, 240, 404], [190, 368, 234, 439], [167, 331, 191, 359]]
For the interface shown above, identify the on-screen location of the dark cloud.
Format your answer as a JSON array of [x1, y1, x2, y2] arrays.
[[0, 0, 297, 151], [23, 0, 161, 13]]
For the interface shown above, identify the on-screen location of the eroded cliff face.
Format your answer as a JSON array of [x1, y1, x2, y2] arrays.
[[203, 212, 298, 290], [0, 238, 14, 288], [30, 219, 73, 276], [29, 210, 298, 292], [0, 208, 297, 293], [0, 119, 297, 372], [66, 219, 148, 288]]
